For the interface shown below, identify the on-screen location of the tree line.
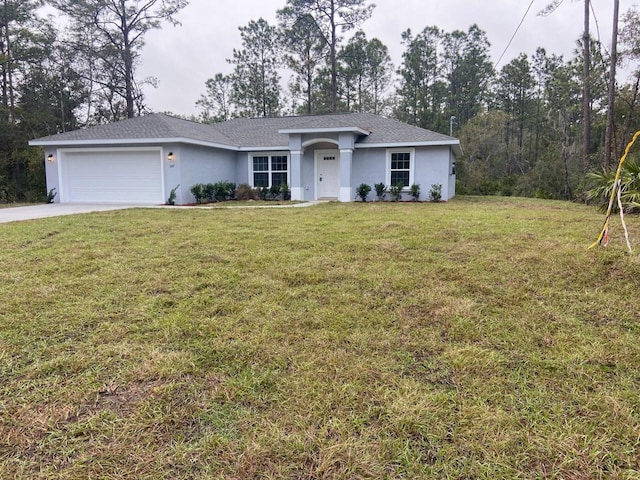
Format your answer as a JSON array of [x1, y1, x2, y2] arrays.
[[1, 0, 638, 203], [0, 0, 186, 202]]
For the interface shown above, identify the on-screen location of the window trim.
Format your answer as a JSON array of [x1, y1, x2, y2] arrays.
[[248, 152, 290, 188], [386, 148, 415, 189]]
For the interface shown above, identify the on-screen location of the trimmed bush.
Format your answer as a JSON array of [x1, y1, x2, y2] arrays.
[[190, 184, 206, 204], [203, 183, 216, 201], [214, 181, 235, 201], [280, 184, 291, 200], [269, 183, 281, 200]]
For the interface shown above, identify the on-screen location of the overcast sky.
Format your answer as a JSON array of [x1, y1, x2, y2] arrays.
[[136, 0, 635, 117]]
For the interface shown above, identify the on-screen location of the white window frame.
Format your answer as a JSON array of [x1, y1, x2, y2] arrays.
[[248, 152, 290, 188], [386, 148, 415, 189]]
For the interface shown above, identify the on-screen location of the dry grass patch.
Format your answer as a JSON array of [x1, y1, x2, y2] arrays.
[[1, 197, 639, 478]]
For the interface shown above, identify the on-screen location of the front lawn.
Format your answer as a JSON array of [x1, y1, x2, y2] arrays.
[[174, 199, 307, 208], [1, 197, 639, 479], [0, 203, 40, 209]]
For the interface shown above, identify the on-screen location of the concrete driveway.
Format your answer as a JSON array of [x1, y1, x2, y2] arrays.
[[0, 204, 142, 224]]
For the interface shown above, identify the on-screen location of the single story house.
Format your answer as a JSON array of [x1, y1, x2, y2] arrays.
[[29, 112, 462, 204]]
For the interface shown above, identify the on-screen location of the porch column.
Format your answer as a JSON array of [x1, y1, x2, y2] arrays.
[[339, 148, 353, 202], [289, 134, 304, 201], [339, 132, 355, 202], [290, 150, 304, 200]]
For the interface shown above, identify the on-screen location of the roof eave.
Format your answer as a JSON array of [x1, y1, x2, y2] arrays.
[[355, 140, 463, 156], [28, 137, 240, 151], [279, 126, 370, 136], [237, 146, 290, 152], [29, 136, 463, 156]]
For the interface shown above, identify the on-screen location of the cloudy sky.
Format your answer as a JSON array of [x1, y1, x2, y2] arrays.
[[136, 0, 634, 117]]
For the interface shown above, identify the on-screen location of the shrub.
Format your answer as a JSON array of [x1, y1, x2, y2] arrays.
[[280, 184, 291, 201], [190, 183, 207, 204], [355, 183, 371, 202], [429, 183, 442, 202], [409, 183, 421, 201], [269, 183, 282, 200], [227, 182, 237, 200], [374, 182, 386, 201], [389, 183, 403, 201], [235, 183, 260, 201], [214, 181, 235, 201], [203, 183, 216, 201], [166, 184, 179, 205]]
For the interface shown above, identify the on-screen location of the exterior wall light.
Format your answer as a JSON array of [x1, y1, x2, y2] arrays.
[[47, 154, 55, 163], [167, 152, 175, 163]]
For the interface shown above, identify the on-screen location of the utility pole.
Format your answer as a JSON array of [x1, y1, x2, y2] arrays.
[[604, 0, 620, 170]]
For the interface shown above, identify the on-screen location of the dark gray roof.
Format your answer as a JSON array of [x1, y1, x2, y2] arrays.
[[31, 114, 237, 146], [30, 112, 459, 150]]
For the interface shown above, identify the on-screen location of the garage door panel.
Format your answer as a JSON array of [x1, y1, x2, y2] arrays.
[[62, 150, 163, 204]]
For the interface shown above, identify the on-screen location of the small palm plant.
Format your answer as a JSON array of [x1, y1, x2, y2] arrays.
[[409, 183, 421, 201], [355, 183, 372, 202], [374, 183, 386, 201], [389, 183, 403, 201], [586, 157, 640, 213]]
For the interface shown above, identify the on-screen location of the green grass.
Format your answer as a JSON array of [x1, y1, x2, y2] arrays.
[[177, 200, 306, 208], [0, 203, 40, 209], [1, 196, 639, 479]]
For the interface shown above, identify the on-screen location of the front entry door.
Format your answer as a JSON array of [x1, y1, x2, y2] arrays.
[[316, 150, 340, 199]]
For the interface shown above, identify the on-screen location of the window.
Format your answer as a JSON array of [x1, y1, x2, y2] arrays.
[[253, 156, 269, 187], [388, 150, 413, 187], [271, 155, 288, 187], [251, 154, 289, 188]]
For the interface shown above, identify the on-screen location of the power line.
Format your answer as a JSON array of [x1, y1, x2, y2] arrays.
[[495, 0, 537, 69]]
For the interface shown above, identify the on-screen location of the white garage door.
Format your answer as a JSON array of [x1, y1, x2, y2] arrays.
[[61, 149, 163, 204]]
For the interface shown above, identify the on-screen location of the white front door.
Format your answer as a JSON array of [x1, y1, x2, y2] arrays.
[[315, 150, 340, 199]]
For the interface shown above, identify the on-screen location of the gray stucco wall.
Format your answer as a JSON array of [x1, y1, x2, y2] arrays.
[[44, 147, 60, 202], [301, 149, 316, 201], [414, 146, 454, 201], [448, 152, 456, 199], [296, 144, 456, 202], [350, 146, 455, 201], [352, 148, 386, 195], [162, 143, 181, 204], [178, 144, 236, 203], [235, 152, 249, 185]]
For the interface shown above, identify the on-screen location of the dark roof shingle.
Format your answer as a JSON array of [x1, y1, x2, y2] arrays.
[[31, 112, 458, 149]]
